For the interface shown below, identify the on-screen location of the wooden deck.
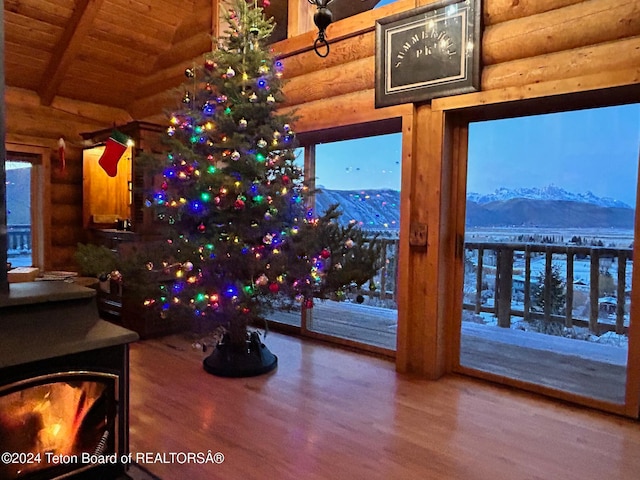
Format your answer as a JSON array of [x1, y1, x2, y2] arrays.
[[269, 301, 628, 404], [128, 332, 640, 480]]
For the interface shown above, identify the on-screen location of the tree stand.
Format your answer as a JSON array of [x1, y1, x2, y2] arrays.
[[202, 331, 278, 377]]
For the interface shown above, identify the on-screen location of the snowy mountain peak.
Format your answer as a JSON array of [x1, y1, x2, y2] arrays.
[[467, 185, 632, 209]]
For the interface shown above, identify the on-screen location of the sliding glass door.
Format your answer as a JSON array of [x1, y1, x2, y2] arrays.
[[459, 104, 640, 406]]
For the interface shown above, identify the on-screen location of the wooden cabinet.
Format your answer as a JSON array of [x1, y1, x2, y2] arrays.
[[81, 121, 165, 237]]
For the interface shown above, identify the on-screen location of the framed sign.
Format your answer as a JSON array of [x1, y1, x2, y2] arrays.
[[375, 0, 481, 108]]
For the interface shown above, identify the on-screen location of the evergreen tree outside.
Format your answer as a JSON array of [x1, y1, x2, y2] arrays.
[[142, 0, 381, 352], [532, 264, 566, 315]]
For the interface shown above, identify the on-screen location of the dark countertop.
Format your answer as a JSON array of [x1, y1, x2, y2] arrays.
[[0, 281, 139, 368], [0, 281, 96, 307]]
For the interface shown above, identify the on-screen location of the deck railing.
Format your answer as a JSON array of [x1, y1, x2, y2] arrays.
[[6, 225, 31, 252], [464, 242, 632, 335], [356, 237, 399, 304]]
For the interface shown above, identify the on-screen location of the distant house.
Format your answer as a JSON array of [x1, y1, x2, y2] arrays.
[[599, 297, 617, 315]]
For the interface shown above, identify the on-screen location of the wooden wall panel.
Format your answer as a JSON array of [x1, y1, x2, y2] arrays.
[[484, 0, 585, 26], [50, 203, 84, 226], [280, 31, 375, 79], [279, 89, 411, 134], [50, 246, 77, 269], [482, 36, 640, 91], [51, 183, 83, 205], [282, 57, 374, 107], [50, 226, 87, 248], [483, 0, 640, 65]]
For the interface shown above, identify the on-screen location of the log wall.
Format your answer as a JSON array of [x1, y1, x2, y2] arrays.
[[5, 86, 132, 270], [271, 0, 640, 389]]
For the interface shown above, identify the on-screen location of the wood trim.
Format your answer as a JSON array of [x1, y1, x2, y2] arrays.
[[457, 364, 629, 416], [5, 143, 52, 272], [442, 86, 640, 417], [302, 326, 396, 359], [625, 146, 640, 416], [397, 104, 448, 378], [211, 0, 220, 47], [38, 0, 106, 106], [0, 1, 7, 293], [304, 144, 316, 215], [395, 110, 416, 371], [431, 68, 640, 113], [446, 117, 469, 372]]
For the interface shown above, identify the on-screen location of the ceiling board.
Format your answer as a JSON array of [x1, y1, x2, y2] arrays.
[[2, 0, 379, 119]]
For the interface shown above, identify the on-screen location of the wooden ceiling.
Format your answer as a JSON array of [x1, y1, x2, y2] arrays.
[[4, 0, 213, 116], [3, 0, 379, 121]]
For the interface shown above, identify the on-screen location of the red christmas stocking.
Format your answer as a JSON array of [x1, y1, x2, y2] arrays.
[[98, 130, 129, 177]]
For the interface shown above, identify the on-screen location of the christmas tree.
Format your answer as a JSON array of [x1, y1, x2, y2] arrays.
[[143, 0, 381, 375]]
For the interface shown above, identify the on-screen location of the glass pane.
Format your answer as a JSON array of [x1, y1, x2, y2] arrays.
[[307, 133, 401, 350], [460, 104, 640, 404], [6, 161, 32, 268], [375, 0, 397, 8], [264, 148, 305, 328]]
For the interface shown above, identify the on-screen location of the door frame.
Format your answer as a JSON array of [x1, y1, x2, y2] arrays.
[[443, 88, 640, 417], [6, 144, 52, 272]]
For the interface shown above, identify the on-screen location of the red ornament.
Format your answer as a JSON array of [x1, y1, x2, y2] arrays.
[[205, 59, 216, 71], [234, 199, 245, 209], [320, 249, 331, 259], [304, 299, 314, 309], [282, 175, 290, 184], [262, 0, 270, 7], [58, 137, 66, 172], [268, 283, 279, 293], [198, 223, 206, 232]]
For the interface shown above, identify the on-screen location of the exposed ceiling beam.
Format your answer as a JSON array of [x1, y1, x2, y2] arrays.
[[38, 0, 106, 106]]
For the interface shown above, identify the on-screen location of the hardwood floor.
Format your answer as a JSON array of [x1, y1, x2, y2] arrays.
[[128, 332, 640, 480], [270, 301, 628, 403]]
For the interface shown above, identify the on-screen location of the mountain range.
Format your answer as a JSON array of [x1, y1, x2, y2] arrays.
[[466, 185, 632, 209], [315, 185, 635, 232], [6, 173, 634, 232]]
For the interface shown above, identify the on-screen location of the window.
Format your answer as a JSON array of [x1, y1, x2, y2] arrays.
[[5, 145, 51, 272], [5, 161, 32, 267], [267, 131, 402, 354]]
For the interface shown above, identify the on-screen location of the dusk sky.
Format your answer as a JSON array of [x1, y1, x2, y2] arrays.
[[468, 104, 640, 206], [312, 103, 640, 207]]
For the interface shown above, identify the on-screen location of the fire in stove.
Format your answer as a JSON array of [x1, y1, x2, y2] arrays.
[[0, 375, 117, 479]]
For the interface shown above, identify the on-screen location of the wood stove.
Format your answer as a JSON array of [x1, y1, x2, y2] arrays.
[[0, 282, 139, 479]]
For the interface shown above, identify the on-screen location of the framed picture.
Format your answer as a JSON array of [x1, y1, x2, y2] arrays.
[[375, 0, 481, 108]]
